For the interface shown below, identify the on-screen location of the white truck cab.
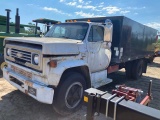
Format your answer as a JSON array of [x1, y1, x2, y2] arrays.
[[3, 20, 113, 115]]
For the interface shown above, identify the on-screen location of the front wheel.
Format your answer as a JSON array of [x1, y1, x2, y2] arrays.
[[53, 72, 86, 116]]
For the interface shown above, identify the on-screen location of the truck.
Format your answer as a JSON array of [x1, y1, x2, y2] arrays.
[[2, 16, 157, 115]]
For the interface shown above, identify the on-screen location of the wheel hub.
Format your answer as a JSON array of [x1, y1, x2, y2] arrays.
[[65, 82, 83, 109]]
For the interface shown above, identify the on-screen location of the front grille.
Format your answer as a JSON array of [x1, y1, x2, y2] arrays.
[[11, 48, 32, 63], [6, 44, 42, 72]]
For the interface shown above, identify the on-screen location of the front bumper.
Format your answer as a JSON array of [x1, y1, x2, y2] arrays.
[[3, 67, 54, 104]]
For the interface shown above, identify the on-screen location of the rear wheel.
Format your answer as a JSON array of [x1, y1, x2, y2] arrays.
[[53, 72, 86, 116], [131, 60, 144, 79], [148, 56, 155, 63], [125, 61, 133, 79]]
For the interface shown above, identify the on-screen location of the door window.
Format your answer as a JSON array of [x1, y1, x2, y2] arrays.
[[88, 25, 104, 42]]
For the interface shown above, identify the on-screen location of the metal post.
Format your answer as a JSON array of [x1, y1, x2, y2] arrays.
[[15, 8, 20, 33], [35, 22, 38, 35], [140, 80, 152, 105], [113, 96, 125, 120], [5, 9, 11, 33], [86, 93, 96, 120], [47, 23, 50, 32], [148, 80, 152, 96], [106, 94, 117, 118]]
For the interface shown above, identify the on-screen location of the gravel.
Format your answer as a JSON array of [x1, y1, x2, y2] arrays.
[[0, 57, 160, 120]]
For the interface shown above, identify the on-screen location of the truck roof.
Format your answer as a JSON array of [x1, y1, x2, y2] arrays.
[[32, 18, 60, 24], [66, 16, 157, 30]]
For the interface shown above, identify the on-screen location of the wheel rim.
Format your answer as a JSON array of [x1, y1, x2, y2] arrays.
[[65, 82, 83, 109]]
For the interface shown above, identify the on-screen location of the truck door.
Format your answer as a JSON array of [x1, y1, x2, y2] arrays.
[[87, 25, 111, 73]]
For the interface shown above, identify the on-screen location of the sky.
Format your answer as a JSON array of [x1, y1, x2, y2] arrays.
[[0, 0, 160, 32]]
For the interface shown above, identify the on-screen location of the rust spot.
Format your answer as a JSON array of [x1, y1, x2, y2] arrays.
[[25, 90, 28, 95], [25, 81, 33, 87], [11, 65, 32, 79]]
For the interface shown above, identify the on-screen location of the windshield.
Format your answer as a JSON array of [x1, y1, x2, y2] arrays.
[[45, 23, 89, 40]]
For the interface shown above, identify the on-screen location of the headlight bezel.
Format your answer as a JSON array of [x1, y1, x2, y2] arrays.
[[33, 54, 39, 65], [6, 48, 11, 56]]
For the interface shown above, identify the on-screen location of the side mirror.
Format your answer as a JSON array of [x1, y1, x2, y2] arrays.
[[104, 19, 113, 42]]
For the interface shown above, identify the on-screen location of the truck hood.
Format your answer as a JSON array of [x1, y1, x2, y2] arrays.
[[5, 37, 81, 55]]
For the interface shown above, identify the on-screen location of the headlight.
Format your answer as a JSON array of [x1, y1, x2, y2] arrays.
[[33, 54, 39, 65], [7, 48, 11, 56]]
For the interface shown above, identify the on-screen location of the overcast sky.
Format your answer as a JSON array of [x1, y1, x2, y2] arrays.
[[0, 0, 160, 31]]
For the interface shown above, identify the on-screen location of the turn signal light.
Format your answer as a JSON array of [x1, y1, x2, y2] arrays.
[[48, 60, 57, 68]]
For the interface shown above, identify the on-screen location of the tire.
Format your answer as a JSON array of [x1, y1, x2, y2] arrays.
[[53, 72, 86, 116], [148, 56, 155, 63], [131, 60, 144, 80], [125, 62, 133, 79]]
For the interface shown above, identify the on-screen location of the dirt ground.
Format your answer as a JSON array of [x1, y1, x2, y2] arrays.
[[0, 57, 160, 120]]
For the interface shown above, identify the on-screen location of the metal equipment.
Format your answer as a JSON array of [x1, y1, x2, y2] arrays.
[[15, 8, 20, 33], [84, 80, 160, 120], [5, 9, 11, 33], [32, 18, 60, 35]]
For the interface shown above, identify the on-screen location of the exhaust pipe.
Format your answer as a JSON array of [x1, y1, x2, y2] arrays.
[[15, 8, 20, 33], [5, 9, 11, 33]]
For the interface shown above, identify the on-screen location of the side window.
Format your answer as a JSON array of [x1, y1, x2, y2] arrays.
[[54, 26, 60, 34], [61, 27, 65, 35], [88, 25, 104, 42]]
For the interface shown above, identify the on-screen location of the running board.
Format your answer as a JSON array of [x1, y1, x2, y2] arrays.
[[92, 78, 112, 88], [91, 70, 112, 88]]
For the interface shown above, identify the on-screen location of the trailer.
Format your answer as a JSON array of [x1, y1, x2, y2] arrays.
[[84, 80, 160, 120]]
